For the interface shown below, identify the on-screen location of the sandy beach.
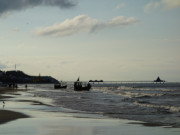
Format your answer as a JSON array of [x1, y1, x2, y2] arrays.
[[0, 86, 180, 135]]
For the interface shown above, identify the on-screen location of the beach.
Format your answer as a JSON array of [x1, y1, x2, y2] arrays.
[[0, 84, 180, 135]]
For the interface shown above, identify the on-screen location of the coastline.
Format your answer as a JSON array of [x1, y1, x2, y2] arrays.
[[0, 86, 180, 135]]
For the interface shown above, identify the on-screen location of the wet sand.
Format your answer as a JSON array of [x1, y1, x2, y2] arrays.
[[0, 110, 29, 125], [0, 87, 29, 124], [0, 87, 180, 135]]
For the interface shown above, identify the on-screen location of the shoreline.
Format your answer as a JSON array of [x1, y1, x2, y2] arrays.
[[0, 87, 30, 125], [0, 86, 180, 135]]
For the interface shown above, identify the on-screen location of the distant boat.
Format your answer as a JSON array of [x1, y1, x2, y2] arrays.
[[154, 76, 165, 83], [54, 81, 67, 89], [89, 80, 103, 83], [74, 78, 91, 91]]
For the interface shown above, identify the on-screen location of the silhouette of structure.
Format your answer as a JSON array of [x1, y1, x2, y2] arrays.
[[154, 76, 165, 83]]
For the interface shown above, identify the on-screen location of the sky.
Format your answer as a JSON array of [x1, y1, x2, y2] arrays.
[[0, 0, 180, 82]]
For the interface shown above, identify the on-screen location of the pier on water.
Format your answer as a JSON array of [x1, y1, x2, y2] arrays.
[[90, 81, 180, 88]]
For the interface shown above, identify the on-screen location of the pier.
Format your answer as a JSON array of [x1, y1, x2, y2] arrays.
[[90, 81, 180, 88]]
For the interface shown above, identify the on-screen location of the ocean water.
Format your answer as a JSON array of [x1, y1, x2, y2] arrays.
[[22, 82, 180, 128]]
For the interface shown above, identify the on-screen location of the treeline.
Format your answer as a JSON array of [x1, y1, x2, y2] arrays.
[[0, 70, 58, 84]]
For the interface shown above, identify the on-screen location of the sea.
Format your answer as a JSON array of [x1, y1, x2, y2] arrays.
[[18, 82, 180, 128]]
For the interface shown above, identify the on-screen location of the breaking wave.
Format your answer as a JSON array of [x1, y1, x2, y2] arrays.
[[26, 83, 180, 127]]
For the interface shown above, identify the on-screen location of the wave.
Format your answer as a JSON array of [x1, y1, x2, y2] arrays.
[[161, 93, 180, 97], [134, 101, 180, 113]]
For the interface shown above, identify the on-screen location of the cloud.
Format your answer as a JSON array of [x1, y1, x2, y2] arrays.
[[34, 15, 139, 37], [115, 3, 126, 10], [0, 0, 77, 16], [12, 27, 20, 32], [0, 62, 8, 69], [108, 16, 138, 26], [144, 0, 180, 12], [162, 0, 180, 9], [60, 61, 73, 65], [144, 1, 160, 13]]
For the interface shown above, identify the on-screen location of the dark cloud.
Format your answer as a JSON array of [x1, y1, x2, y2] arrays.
[[44, 0, 76, 8], [0, 0, 77, 16]]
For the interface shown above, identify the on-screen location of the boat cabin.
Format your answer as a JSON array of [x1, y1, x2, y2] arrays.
[[74, 81, 91, 91]]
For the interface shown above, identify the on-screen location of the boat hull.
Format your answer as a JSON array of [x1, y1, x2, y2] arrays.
[[54, 84, 67, 89], [74, 86, 91, 91]]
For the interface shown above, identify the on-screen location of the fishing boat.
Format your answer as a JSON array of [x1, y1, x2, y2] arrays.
[[74, 78, 91, 91], [54, 81, 67, 89]]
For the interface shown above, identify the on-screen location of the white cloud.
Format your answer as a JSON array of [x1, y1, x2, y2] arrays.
[[16, 43, 37, 51], [1, 11, 12, 18], [115, 3, 125, 10], [144, 1, 153, 13], [144, 0, 180, 12], [34, 15, 139, 37], [12, 27, 20, 32], [35, 15, 101, 37], [0, 62, 8, 69], [162, 0, 180, 9], [108, 16, 138, 26]]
